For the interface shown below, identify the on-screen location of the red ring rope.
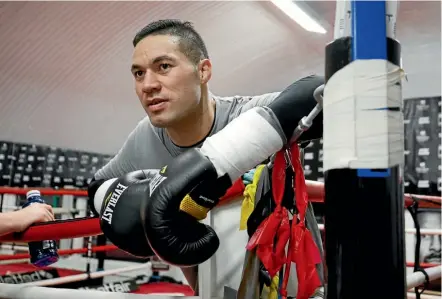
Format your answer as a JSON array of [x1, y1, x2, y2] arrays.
[[1, 245, 437, 269], [1, 182, 439, 207], [0, 182, 439, 243], [0, 187, 88, 196], [0, 217, 101, 242], [406, 262, 439, 269]]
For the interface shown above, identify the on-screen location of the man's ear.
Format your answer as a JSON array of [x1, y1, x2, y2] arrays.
[[198, 59, 212, 84]]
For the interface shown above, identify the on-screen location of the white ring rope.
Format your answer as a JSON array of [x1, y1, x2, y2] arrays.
[[411, 228, 442, 236], [0, 218, 437, 298], [316, 224, 442, 235], [406, 266, 442, 290], [407, 293, 442, 299], [0, 258, 29, 265], [0, 245, 29, 251], [21, 262, 151, 287], [0, 259, 438, 299]]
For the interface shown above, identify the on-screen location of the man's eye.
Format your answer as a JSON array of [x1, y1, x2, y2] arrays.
[[159, 63, 171, 71], [134, 71, 144, 78]]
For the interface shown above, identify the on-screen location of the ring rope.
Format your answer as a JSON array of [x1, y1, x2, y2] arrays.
[[0, 206, 82, 215], [0, 187, 88, 197], [0, 226, 438, 272], [0, 214, 438, 245], [0, 217, 101, 242], [0, 244, 117, 261], [407, 266, 442, 290], [21, 262, 151, 287], [0, 183, 440, 208], [406, 262, 440, 269], [0, 182, 439, 243], [0, 282, 198, 299], [407, 294, 442, 299], [316, 224, 441, 236]]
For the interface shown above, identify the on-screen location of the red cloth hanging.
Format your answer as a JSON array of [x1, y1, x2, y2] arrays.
[[283, 144, 322, 299], [246, 144, 322, 299], [246, 149, 290, 279], [220, 177, 246, 203]]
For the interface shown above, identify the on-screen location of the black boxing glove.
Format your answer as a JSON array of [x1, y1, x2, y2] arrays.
[[141, 150, 231, 267], [87, 178, 105, 217], [142, 107, 288, 267], [141, 75, 324, 267], [93, 169, 159, 257]]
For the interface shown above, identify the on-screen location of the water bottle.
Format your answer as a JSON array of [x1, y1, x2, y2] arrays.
[[23, 190, 59, 267]]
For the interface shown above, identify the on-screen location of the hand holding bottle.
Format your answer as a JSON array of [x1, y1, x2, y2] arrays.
[[16, 203, 55, 232]]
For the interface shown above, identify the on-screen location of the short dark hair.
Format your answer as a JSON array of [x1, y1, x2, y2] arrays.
[[133, 19, 209, 65]]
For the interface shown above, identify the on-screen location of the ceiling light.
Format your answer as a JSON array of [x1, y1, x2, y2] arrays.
[[271, 0, 327, 34]]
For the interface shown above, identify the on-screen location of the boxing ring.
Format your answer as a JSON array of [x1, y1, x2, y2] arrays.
[[0, 0, 441, 298]]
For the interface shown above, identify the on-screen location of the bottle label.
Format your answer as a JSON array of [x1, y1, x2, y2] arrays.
[[42, 241, 51, 250], [27, 196, 45, 203], [23, 196, 45, 209]]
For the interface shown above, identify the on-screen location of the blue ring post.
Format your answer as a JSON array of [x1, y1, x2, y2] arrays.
[[353, 0, 389, 180], [352, 1, 387, 62], [324, 1, 406, 299]]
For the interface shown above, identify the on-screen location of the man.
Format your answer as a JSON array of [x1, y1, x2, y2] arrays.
[[89, 19, 324, 295]]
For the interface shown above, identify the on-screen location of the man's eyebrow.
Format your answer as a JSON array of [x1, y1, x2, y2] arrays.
[[130, 64, 142, 72], [151, 55, 175, 64], [131, 55, 175, 72]]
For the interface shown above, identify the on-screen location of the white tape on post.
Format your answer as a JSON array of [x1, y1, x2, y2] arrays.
[[323, 59, 405, 172]]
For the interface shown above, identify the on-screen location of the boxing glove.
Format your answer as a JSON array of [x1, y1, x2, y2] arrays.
[[142, 106, 287, 267], [87, 178, 105, 217], [142, 75, 324, 267], [141, 149, 231, 267], [93, 169, 159, 258]]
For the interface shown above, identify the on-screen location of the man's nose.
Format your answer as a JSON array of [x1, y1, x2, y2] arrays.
[[429, 236, 442, 252], [142, 71, 161, 94]]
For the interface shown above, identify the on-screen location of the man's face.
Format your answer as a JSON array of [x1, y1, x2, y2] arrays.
[[131, 35, 208, 127], [418, 211, 441, 263]]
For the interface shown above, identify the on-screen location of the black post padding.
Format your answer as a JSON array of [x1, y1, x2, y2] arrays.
[[323, 37, 406, 299], [325, 37, 401, 82]]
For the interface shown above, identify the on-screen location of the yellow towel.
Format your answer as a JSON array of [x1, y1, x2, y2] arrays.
[[261, 274, 279, 299], [239, 164, 265, 231]]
